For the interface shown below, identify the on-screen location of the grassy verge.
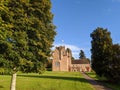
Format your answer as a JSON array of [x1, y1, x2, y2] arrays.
[[0, 71, 95, 90], [86, 72, 120, 90], [0, 75, 11, 89]]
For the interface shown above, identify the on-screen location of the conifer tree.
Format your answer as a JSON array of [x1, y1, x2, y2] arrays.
[[0, 0, 56, 90], [90, 27, 113, 77], [79, 50, 86, 59], [109, 44, 120, 82]]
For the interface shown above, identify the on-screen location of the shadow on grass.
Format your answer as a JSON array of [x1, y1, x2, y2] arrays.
[[82, 72, 113, 90], [0, 85, 4, 88], [87, 73, 107, 81], [18, 74, 89, 83]]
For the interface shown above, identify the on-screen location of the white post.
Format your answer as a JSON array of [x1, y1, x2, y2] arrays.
[[10, 73, 17, 90]]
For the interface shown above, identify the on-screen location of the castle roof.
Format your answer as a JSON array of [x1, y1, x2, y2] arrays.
[[72, 59, 90, 64]]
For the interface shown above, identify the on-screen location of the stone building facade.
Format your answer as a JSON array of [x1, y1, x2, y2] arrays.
[[52, 46, 91, 72]]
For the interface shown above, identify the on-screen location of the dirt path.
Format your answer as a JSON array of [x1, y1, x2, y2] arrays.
[[81, 72, 112, 90]]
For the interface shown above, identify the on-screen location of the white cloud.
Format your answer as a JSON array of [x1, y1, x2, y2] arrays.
[[72, 51, 80, 59], [53, 43, 90, 59], [53, 43, 80, 51]]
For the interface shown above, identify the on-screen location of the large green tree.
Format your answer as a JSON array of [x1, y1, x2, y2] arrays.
[[26, 0, 56, 73], [0, 0, 13, 72], [90, 27, 113, 77], [79, 50, 86, 59], [109, 44, 120, 82], [0, 0, 56, 90]]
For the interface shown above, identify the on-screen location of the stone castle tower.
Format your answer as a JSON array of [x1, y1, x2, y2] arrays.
[[52, 46, 72, 71], [52, 46, 91, 72]]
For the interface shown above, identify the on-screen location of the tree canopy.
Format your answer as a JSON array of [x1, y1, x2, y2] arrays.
[[79, 50, 86, 59], [0, 0, 56, 74], [90, 27, 113, 77], [90, 27, 120, 82], [109, 44, 120, 81]]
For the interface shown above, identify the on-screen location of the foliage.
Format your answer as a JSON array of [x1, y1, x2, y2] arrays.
[[86, 72, 120, 90], [0, 68, 4, 75], [90, 27, 120, 82], [46, 59, 52, 70], [71, 57, 75, 60], [0, 0, 56, 73], [26, 0, 56, 72], [90, 27, 113, 77], [0, 68, 12, 75], [86, 58, 90, 63], [79, 50, 86, 59], [108, 44, 120, 82]]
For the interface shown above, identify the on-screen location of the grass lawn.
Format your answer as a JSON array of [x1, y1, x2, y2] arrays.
[[0, 71, 95, 90], [0, 75, 11, 89], [86, 72, 120, 90]]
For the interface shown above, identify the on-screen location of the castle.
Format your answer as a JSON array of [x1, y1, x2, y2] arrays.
[[52, 46, 91, 72]]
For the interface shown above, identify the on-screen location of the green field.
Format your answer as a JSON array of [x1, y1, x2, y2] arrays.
[[86, 72, 120, 90], [0, 71, 95, 90]]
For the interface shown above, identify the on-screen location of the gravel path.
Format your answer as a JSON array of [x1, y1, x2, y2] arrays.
[[81, 72, 112, 90]]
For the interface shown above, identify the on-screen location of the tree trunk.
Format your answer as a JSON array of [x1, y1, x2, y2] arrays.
[[10, 72, 17, 90]]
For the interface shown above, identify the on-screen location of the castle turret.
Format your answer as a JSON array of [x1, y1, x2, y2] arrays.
[[52, 46, 72, 71]]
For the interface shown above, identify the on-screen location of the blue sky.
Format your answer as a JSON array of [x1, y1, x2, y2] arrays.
[[51, 0, 120, 59]]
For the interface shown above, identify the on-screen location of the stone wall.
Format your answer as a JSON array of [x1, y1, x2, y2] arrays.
[[52, 46, 91, 72], [69, 64, 91, 72], [52, 46, 71, 71]]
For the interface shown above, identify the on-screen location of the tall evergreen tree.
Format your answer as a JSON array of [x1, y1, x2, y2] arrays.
[[26, 0, 56, 73], [79, 50, 86, 59], [0, 0, 56, 90], [109, 44, 120, 82], [0, 0, 13, 70], [90, 27, 113, 77]]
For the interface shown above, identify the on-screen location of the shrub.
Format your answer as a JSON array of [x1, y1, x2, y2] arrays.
[[0, 68, 12, 75], [0, 68, 5, 75]]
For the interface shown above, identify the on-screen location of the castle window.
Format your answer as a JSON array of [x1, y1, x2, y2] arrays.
[[55, 62, 60, 67], [63, 51, 65, 56]]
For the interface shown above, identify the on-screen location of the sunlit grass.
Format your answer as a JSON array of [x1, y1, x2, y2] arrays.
[[0, 75, 11, 89], [0, 71, 95, 90]]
